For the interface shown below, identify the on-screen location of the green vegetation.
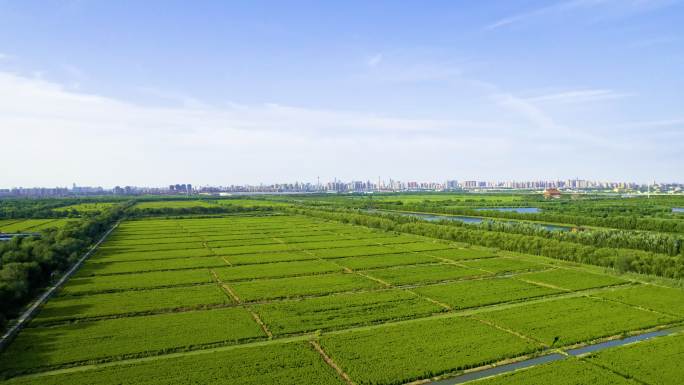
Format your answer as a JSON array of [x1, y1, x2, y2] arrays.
[[2, 200, 683, 385], [0, 307, 265, 376], [31, 284, 230, 325], [518, 268, 627, 291], [4, 342, 344, 385], [231, 272, 382, 301], [320, 315, 540, 385], [290, 207, 684, 279], [59, 269, 213, 295], [76, 256, 228, 276], [364, 263, 486, 285], [253, 289, 442, 335], [334, 252, 439, 270], [413, 277, 561, 309], [596, 284, 684, 318], [215, 260, 343, 282], [461, 257, 547, 274], [0, 202, 126, 329], [473, 358, 637, 385], [479, 296, 674, 346], [587, 333, 684, 384], [53, 203, 117, 214]]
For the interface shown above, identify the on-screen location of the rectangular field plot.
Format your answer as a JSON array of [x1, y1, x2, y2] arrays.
[[214, 260, 343, 282], [253, 289, 443, 336], [32, 284, 231, 325], [59, 269, 214, 296], [335, 252, 440, 270], [474, 358, 636, 385], [518, 268, 628, 291], [364, 263, 488, 286], [0, 307, 265, 376], [211, 243, 295, 255], [231, 272, 382, 302], [93, 247, 215, 263], [103, 235, 204, 247], [98, 241, 207, 253], [388, 241, 452, 252], [587, 333, 684, 385], [479, 296, 675, 347], [309, 245, 399, 258], [225, 251, 319, 265], [319, 315, 540, 385], [426, 247, 499, 261], [596, 285, 684, 318], [413, 277, 562, 309], [4, 341, 345, 385], [206, 238, 299, 248], [76, 256, 227, 276], [461, 257, 548, 274]]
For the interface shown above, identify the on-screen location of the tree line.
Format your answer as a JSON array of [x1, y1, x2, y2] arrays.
[[0, 204, 127, 331]]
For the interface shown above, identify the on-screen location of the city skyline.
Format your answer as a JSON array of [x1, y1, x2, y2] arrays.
[[2, 177, 682, 198]]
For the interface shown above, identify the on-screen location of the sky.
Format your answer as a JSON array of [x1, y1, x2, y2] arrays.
[[0, 0, 682, 188]]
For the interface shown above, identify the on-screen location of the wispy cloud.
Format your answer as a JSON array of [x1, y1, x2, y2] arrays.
[[485, 0, 678, 31], [367, 53, 383, 67], [525, 89, 633, 104]]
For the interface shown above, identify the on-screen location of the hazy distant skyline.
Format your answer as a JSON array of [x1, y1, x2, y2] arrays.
[[1, 1, 682, 187]]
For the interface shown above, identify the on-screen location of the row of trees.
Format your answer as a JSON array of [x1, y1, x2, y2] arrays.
[[290, 207, 684, 280], [473, 220, 683, 256], [0, 204, 127, 330]]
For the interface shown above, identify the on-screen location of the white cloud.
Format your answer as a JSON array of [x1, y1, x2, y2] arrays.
[[367, 53, 383, 67], [524, 89, 632, 104], [485, 0, 677, 31], [0, 71, 679, 186]]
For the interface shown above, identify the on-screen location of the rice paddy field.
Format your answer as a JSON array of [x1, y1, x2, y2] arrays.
[[1, 213, 683, 385]]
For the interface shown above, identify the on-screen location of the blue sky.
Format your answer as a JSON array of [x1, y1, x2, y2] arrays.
[[1, 0, 682, 187]]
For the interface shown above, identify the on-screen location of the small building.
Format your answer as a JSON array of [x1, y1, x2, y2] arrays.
[[543, 188, 562, 199]]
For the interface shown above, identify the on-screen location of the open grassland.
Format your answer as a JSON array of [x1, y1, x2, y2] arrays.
[[1, 213, 681, 385]]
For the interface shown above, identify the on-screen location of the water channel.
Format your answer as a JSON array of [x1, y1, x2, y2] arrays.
[[387, 211, 572, 232], [432, 328, 679, 385]]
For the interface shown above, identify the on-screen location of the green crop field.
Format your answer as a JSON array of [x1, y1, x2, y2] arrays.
[[0, 218, 78, 233], [587, 332, 684, 384], [1, 212, 682, 385], [53, 202, 117, 213], [133, 200, 219, 209]]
